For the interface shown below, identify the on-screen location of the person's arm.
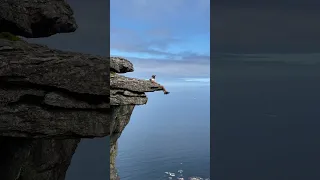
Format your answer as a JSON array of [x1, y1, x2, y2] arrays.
[[150, 78, 158, 84]]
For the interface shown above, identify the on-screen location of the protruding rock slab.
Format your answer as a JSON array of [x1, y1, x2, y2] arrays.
[[110, 74, 163, 105], [110, 89, 147, 105], [111, 74, 162, 93], [0, 39, 109, 96], [0, 0, 77, 38], [0, 39, 110, 138]]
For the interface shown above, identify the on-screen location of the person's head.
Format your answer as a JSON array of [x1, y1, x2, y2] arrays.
[[152, 75, 156, 79]]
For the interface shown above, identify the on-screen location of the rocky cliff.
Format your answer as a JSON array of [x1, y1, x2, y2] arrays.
[[109, 57, 163, 180], [0, 1, 163, 180], [0, 38, 110, 180], [0, 40, 160, 180], [0, 1, 89, 180]]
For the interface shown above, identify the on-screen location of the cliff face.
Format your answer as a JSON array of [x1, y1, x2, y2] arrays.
[[0, 40, 110, 180], [110, 57, 163, 180], [0, 1, 108, 180], [0, 138, 80, 180]]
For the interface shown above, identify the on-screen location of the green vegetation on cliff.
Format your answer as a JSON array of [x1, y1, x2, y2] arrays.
[[111, 71, 116, 78], [0, 32, 21, 41]]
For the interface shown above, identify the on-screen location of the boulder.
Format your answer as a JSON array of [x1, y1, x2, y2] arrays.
[[110, 57, 134, 73], [0, 0, 77, 38]]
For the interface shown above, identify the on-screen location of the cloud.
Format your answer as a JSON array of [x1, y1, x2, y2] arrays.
[[152, 77, 210, 89], [110, 26, 209, 59], [111, 0, 209, 25], [158, 80, 210, 88], [123, 55, 210, 78], [182, 78, 210, 83], [111, 0, 210, 62], [111, 0, 210, 80], [110, 29, 183, 58]]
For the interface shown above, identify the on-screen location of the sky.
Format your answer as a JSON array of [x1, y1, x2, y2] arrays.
[[110, 0, 210, 83], [213, 0, 320, 64]]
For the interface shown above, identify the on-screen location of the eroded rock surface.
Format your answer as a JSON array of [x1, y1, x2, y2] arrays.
[[0, 0, 77, 38], [110, 57, 134, 73], [0, 39, 110, 138]]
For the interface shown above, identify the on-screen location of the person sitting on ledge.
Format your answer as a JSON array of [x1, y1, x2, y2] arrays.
[[149, 75, 170, 95]]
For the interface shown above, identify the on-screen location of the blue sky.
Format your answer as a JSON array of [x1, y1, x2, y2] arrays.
[[110, 0, 210, 84]]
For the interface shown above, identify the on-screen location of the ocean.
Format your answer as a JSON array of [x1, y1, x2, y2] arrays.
[[211, 61, 320, 180], [116, 82, 210, 180]]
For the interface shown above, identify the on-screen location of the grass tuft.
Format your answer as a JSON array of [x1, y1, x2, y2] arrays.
[[110, 71, 116, 78]]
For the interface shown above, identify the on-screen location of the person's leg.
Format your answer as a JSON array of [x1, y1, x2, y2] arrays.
[[160, 85, 170, 94], [160, 85, 167, 93]]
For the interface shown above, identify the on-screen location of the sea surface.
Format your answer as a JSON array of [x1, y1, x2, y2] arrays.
[[211, 61, 320, 180], [116, 83, 210, 180]]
